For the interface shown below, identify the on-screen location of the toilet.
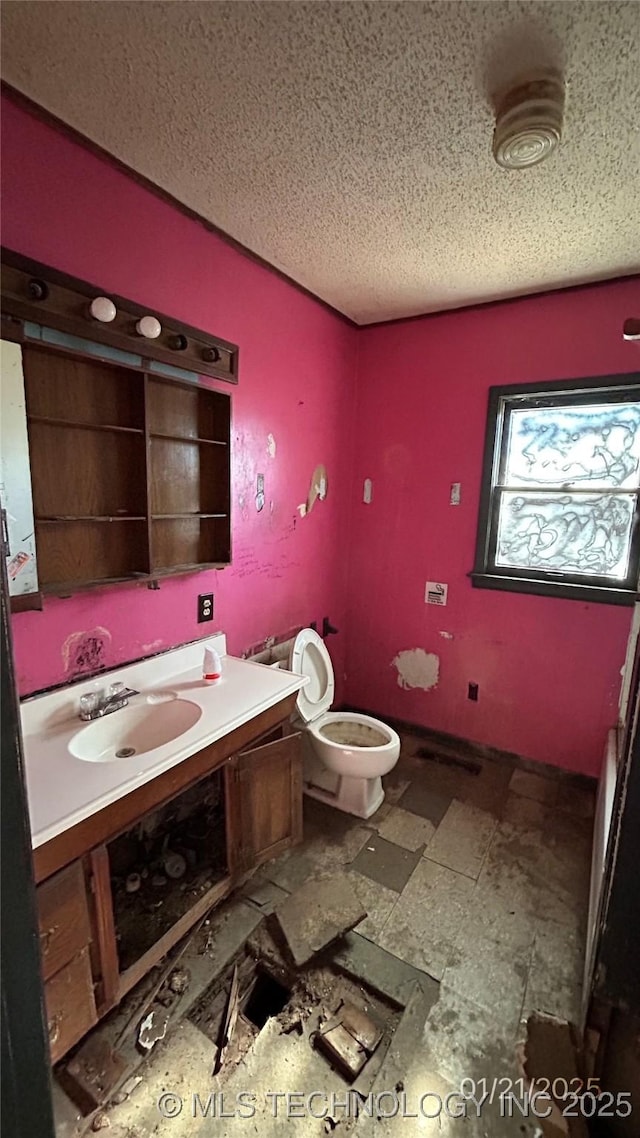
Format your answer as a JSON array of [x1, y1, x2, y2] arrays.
[[289, 628, 401, 819]]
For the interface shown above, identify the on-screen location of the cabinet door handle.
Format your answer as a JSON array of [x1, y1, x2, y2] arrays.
[[39, 924, 59, 955], [48, 1013, 62, 1046], [1, 510, 9, 557]]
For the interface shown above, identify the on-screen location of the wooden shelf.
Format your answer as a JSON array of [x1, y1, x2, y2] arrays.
[[28, 416, 144, 437], [36, 515, 147, 524], [22, 343, 232, 593], [150, 432, 227, 447], [42, 572, 151, 595], [151, 513, 227, 520]]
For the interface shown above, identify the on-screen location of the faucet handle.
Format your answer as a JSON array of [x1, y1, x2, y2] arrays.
[[79, 690, 102, 718], [108, 682, 125, 698]]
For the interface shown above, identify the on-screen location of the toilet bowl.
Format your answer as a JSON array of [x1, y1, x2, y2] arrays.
[[289, 628, 400, 819]]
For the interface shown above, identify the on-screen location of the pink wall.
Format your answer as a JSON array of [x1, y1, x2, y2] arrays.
[[2, 94, 636, 776], [346, 281, 639, 775], [1, 96, 357, 697]]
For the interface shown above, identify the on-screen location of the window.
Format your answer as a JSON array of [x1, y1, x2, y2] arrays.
[[472, 374, 640, 605]]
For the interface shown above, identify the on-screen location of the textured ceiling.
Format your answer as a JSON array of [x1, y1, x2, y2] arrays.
[[2, 0, 639, 324]]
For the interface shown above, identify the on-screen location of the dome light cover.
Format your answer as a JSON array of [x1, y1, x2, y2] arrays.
[[493, 75, 564, 170]]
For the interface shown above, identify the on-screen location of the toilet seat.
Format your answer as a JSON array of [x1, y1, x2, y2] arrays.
[[290, 628, 335, 724]]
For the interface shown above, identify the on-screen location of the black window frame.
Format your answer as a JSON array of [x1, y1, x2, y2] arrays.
[[471, 373, 640, 606]]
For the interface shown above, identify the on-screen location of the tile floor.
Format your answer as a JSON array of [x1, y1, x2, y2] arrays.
[[259, 731, 594, 1133], [68, 733, 594, 1138]]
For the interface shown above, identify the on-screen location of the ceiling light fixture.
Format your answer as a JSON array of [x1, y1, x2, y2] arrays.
[[493, 74, 564, 171]]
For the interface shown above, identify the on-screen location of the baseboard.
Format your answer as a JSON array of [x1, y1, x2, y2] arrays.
[[338, 705, 597, 791]]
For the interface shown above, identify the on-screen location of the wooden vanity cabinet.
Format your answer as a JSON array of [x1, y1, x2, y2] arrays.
[[33, 701, 302, 1065], [36, 861, 97, 1063]]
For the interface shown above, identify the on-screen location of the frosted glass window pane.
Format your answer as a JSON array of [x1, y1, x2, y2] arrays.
[[505, 403, 640, 489], [495, 492, 636, 579]]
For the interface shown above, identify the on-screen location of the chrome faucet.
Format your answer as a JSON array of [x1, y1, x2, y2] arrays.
[[79, 682, 139, 721]]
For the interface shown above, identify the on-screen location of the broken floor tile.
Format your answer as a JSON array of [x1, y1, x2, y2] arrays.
[[376, 805, 435, 851], [522, 918, 585, 1025], [331, 931, 440, 1009], [423, 798, 497, 879], [240, 876, 289, 914], [262, 848, 324, 893], [397, 781, 453, 826], [509, 767, 559, 806], [346, 868, 398, 942], [274, 873, 366, 966], [349, 833, 422, 893], [377, 859, 475, 981]]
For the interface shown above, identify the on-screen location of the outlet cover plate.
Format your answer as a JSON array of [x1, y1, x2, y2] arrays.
[[198, 593, 214, 623]]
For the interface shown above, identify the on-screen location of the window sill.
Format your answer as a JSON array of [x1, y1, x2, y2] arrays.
[[469, 572, 637, 606]]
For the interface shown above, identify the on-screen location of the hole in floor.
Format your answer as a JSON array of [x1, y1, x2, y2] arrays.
[[243, 972, 291, 1029]]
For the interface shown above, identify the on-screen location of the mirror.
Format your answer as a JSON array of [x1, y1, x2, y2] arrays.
[[0, 338, 39, 598]]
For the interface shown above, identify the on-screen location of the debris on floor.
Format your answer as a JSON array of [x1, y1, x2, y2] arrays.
[[517, 1011, 589, 1138], [168, 967, 190, 995], [137, 1007, 169, 1053], [213, 963, 239, 1074], [273, 873, 367, 965], [315, 998, 383, 1079]]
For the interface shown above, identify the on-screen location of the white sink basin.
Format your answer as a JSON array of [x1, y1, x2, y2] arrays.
[[68, 698, 202, 762]]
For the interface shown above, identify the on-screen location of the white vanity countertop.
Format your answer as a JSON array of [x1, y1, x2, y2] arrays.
[[21, 634, 307, 850]]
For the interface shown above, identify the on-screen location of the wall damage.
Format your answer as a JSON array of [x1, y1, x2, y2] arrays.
[[392, 648, 440, 691]]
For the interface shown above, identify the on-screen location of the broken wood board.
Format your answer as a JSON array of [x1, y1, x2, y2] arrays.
[[273, 875, 366, 966], [213, 964, 239, 1074], [316, 1022, 368, 1079], [316, 999, 383, 1080]]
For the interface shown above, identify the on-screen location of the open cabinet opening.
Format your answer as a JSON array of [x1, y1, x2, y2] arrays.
[[108, 769, 227, 974]]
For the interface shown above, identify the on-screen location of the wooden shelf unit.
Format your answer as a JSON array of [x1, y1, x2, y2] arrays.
[[22, 345, 231, 593]]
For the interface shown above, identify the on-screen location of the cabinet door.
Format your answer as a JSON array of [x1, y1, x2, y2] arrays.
[[226, 731, 302, 875]]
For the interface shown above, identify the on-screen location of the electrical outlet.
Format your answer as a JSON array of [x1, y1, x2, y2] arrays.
[[197, 593, 214, 623], [468, 682, 479, 702]]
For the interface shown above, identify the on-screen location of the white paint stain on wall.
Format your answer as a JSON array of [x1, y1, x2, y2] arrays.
[[267, 433, 277, 458], [142, 639, 164, 654], [392, 648, 440, 691], [439, 631, 454, 640]]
